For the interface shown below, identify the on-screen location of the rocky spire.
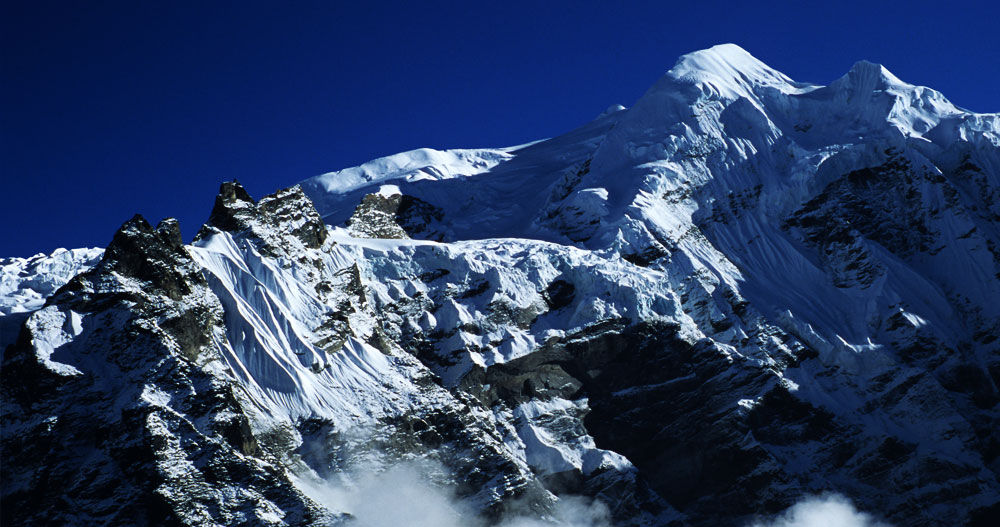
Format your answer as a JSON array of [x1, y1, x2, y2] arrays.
[[194, 181, 328, 251], [101, 214, 198, 301], [195, 180, 257, 240]]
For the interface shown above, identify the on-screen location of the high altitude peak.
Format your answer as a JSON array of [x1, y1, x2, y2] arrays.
[[664, 43, 795, 98], [850, 59, 905, 82], [669, 43, 765, 76], [687, 43, 755, 61], [836, 59, 908, 91]]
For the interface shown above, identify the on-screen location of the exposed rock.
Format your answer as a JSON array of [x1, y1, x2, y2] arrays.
[[1, 215, 324, 526], [195, 181, 328, 254], [346, 190, 445, 240]]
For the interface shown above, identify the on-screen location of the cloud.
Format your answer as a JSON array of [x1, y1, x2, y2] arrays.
[[749, 494, 892, 527], [298, 459, 609, 527], [302, 462, 887, 527], [498, 495, 610, 527], [338, 462, 473, 527]]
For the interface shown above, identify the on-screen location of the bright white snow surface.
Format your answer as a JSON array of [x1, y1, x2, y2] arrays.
[[308, 147, 515, 195], [1, 248, 103, 351], [292, 43, 1000, 467], [1, 247, 103, 316], [188, 225, 669, 490], [189, 223, 698, 411], [300, 107, 626, 241], [190, 231, 423, 425], [300, 43, 1000, 358]]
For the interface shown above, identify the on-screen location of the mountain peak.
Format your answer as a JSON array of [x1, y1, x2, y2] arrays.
[[830, 60, 912, 101], [842, 59, 907, 89], [678, 43, 757, 64], [664, 43, 797, 98]]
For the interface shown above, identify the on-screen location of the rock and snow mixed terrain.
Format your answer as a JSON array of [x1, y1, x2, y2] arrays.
[[3, 44, 999, 526]]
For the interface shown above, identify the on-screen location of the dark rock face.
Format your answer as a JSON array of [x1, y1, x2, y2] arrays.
[[258, 186, 329, 249], [784, 154, 933, 288], [201, 180, 256, 235], [543, 279, 576, 310], [449, 315, 999, 526], [1, 214, 324, 527], [346, 191, 446, 240], [196, 181, 328, 252], [101, 215, 196, 300], [779, 152, 1000, 522], [453, 321, 774, 524]]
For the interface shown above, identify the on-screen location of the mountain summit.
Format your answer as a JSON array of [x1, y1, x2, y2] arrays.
[[3, 46, 999, 527], [662, 43, 801, 96]]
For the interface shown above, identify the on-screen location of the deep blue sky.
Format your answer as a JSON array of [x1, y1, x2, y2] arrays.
[[3, 1, 998, 257]]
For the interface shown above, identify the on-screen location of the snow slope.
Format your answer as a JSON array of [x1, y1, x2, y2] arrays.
[[296, 43, 1000, 525], [0, 247, 103, 351], [0, 247, 103, 316]]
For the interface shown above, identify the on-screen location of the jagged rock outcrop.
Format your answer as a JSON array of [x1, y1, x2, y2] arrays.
[[196, 182, 327, 253], [188, 182, 573, 520], [344, 188, 446, 240], [1, 214, 325, 526]]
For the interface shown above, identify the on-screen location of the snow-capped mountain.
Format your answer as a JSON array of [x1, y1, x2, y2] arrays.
[[3, 44, 998, 526]]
